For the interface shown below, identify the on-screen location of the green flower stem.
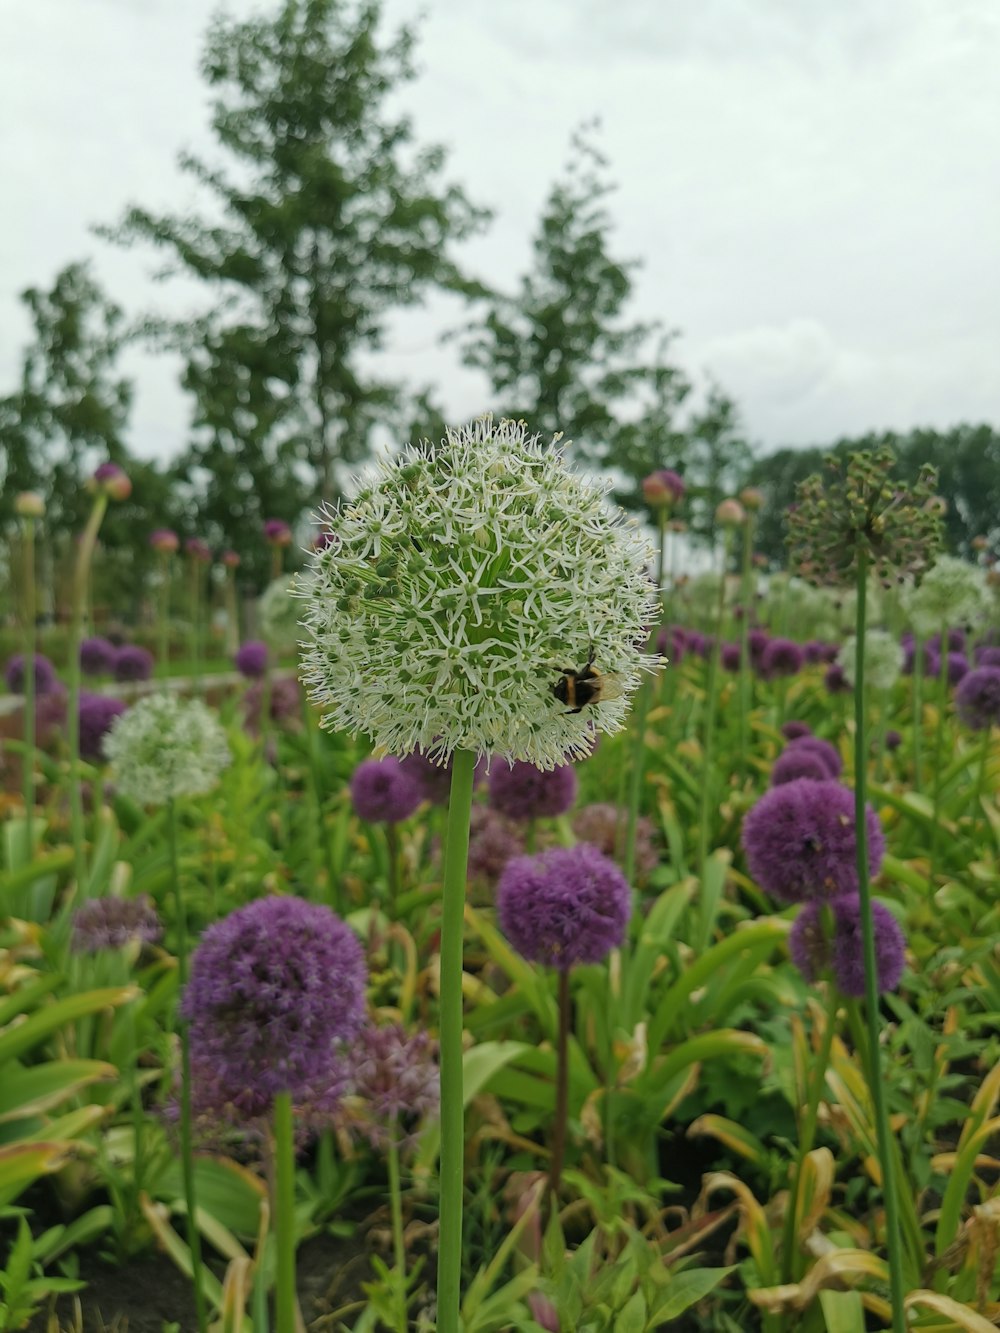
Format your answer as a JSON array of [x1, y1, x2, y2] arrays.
[[385, 822, 400, 910], [911, 635, 924, 791], [188, 560, 202, 696], [21, 517, 37, 852], [655, 508, 668, 604], [928, 626, 949, 885], [68, 492, 108, 892], [437, 747, 476, 1333], [274, 1090, 299, 1333], [168, 798, 209, 1333], [224, 565, 240, 655], [301, 693, 339, 912], [158, 553, 172, 688], [780, 983, 839, 1288], [622, 674, 652, 886], [971, 727, 991, 841], [387, 1139, 408, 1333], [738, 512, 754, 777], [852, 550, 907, 1331], [697, 529, 731, 877], [548, 967, 572, 1204]]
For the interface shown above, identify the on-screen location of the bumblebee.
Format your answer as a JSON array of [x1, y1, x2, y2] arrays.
[[552, 647, 623, 714]]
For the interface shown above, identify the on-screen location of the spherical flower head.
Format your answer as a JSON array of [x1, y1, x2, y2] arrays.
[[838, 630, 903, 693], [571, 801, 658, 881], [112, 645, 154, 683], [975, 645, 1000, 668], [259, 574, 300, 651], [760, 637, 804, 680], [150, 528, 179, 555], [466, 805, 525, 884], [930, 628, 966, 654], [182, 896, 367, 1113], [234, 640, 269, 679], [906, 557, 988, 638], [264, 518, 293, 547], [88, 462, 131, 501], [790, 894, 905, 996], [15, 492, 45, 518], [298, 418, 659, 770], [741, 778, 884, 904], [781, 720, 812, 741], [71, 893, 161, 954], [78, 692, 128, 763], [748, 629, 769, 665], [488, 759, 578, 821], [715, 498, 746, 527], [350, 756, 424, 823], [824, 662, 852, 694], [80, 636, 116, 676], [342, 1022, 439, 1150], [641, 469, 685, 508], [943, 652, 970, 685], [955, 666, 1000, 731], [185, 537, 213, 563], [398, 748, 487, 806], [720, 642, 742, 673], [787, 735, 842, 777], [5, 653, 59, 696], [104, 692, 231, 805], [884, 729, 902, 751], [243, 674, 301, 735], [221, 549, 241, 569], [739, 486, 765, 512], [497, 843, 631, 970], [771, 747, 831, 787]]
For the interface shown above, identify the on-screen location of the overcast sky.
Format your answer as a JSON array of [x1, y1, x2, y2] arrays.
[[2, 0, 999, 466]]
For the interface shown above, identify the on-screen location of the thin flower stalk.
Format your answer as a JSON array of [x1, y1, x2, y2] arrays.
[[21, 513, 38, 851], [548, 968, 572, 1204], [911, 633, 924, 791], [697, 528, 732, 895], [273, 1089, 299, 1333], [738, 509, 755, 776], [157, 551, 172, 689]]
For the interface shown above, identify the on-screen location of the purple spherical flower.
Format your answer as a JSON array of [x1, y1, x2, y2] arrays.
[[884, 729, 903, 751], [787, 735, 842, 778], [182, 896, 367, 1115], [243, 674, 301, 735], [78, 692, 128, 763], [88, 462, 131, 500], [748, 629, 770, 666], [342, 1023, 439, 1149], [720, 642, 742, 673], [824, 662, 852, 694], [113, 645, 154, 683], [641, 469, 685, 507], [790, 894, 906, 996], [488, 760, 578, 821], [781, 720, 812, 741], [466, 805, 525, 885], [955, 666, 1000, 731], [741, 778, 885, 904], [80, 636, 116, 676], [572, 802, 658, 881], [398, 749, 487, 806], [943, 651, 969, 685], [263, 518, 293, 546], [350, 756, 423, 823], [497, 844, 631, 971], [771, 747, 831, 786], [974, 646, 1000, 668], [803, 640, 827, 665], [929, 628, 966, 654], [5, 653, 60, 696], [235, 640, 269, 679], [685, 630, 708, 658], [760, 637, 804, 680], [71, 894, 161, 954]]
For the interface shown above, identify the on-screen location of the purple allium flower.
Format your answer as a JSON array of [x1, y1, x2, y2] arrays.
[[760, 637, 804, 680], [264, 518, 293, 546], [771, 747, 832, 786], [641, 469, 685, 507], [943, 651, 969, 685], [112, 645, 154, 683], [497, 844, 631, 971], [824, 662, 852, 694], [789, 894, 906, 996], [71, 894, 161, 954], [741, 779, 885, 904], [88, 462, 131, 500], [902, 641, 938, 676], [975, 646, 1000, 668], [488, 759, 578, 821], [720, 642, 742, 673], [466, 806, 525, 885], [243, 674, 301, 734], [685, 630, 708, 658], [182, 896, 366, 1116], [748, 629, 769, 666], [342, 1023, 439, 1150], [955, 666, 1000, 731], [5, 653, 60, 696], [398, 749, 487, 806], [150, 529, 179, 555], [234, 640, 269, 679], [787, 735, 842, 778], [185, 537, 213, 563], [781, 720, 812, 741], [350, 756, 423, 823], [80, 636, 116, 676], [78, 692, 128, 763], [572, 802, 659, 881], [803, 640, 827, 665], [929, 628, 966, 654], [884, 729, 903, 751]]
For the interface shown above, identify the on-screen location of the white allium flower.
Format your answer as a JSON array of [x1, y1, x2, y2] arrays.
[[297, 417, 660, 769], [838, 630, 903, 692], [258, 574, 300, 650], [905, 556, 988, 637], [104, 693, 231, 805]]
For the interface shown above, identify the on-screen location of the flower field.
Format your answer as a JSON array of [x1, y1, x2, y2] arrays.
[[1, 435, 999, 1333]]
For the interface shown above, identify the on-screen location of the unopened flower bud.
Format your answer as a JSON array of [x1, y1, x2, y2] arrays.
[[15, 492, 45, 518], [88, 462, 131, 501], [739, 486, 765, 512], [221, 550, 241, 569], [149, 528, 179, 555], [185, 537, 213, 563], [263, 518, 293, 547], [715, 498, 746, 527], [641, 469, 685, 508]]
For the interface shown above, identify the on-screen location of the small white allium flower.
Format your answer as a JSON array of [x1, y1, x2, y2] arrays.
[[104, 693, 231, 805], [905, 556, 988, 637], [297, 417, 660, 769], [258, 574, 300, 651], [839, 630, 903, 692]]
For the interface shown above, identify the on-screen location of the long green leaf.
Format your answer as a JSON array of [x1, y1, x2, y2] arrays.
[[0, 986, 136, 1066]]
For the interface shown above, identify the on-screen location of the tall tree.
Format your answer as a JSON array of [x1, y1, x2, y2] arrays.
[[684, 383, 754, 543], [458, 126, 692, 487], [101, 0, 489, 569]]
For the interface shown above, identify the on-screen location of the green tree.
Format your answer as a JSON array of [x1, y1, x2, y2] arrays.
[[102, 0, 488, 585], [684, 382, 753, 544]]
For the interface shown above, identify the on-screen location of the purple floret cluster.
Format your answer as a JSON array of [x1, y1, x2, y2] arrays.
[[113, 645, 154, 682], [80, 636, 116, 676], [955, 666, 1000, 731], [399, 749, 487, 806], [790, 895, 906, 996], [78, 692, 128, 763], [71, 894, 161, 954], [182, 896, 367, 1117], [488, 759, 578, 821], [5, 653, 60, 696], [235, 640, 269, 679], [350, 755, 424, 823], [341, 1023, 439, 1149]]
